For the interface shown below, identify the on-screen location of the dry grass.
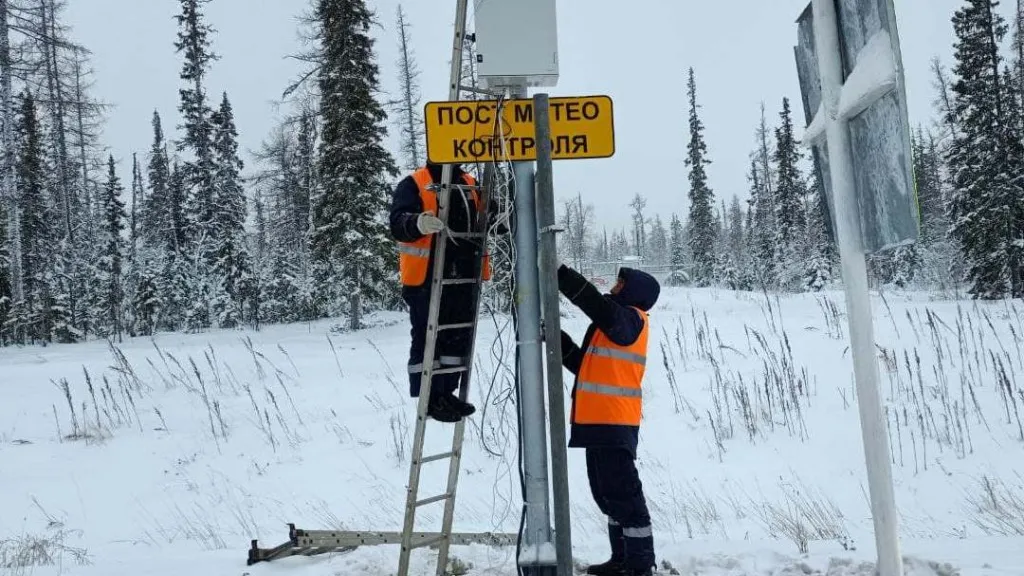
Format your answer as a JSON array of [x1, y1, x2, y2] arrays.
[[964, 474, 1024, 536], [0, 501, 90, 574]]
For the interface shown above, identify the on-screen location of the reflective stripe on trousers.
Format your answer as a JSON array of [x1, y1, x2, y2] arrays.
[[408, 357, 462, 374], [408, 361, 440, 374], [608, 517, 650, 537], [622, 525, 652, 538], [578, 381, 642, 398]]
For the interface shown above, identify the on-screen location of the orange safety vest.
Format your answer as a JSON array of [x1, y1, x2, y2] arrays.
[[398, 167, 492, 287], [572, 307, 649, 426]]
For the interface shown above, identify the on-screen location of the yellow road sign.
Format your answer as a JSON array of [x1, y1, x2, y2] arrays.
[[424, 95, 615, 163]]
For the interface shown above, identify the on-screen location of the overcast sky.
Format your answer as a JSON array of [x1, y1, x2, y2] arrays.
[[65, 0, 1016, 232]]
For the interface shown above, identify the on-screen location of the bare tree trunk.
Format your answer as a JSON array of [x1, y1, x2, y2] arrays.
[[931, 57, 959, 142], [0, 0, 22, 303], [130, 153, 139, 262], [40, 0, 72, 242], [71, 47, 91, 221], [1016, 0, 1024, 119], [39, 0, 80, 333], [349, 264, 360, 330], [757, 102, 775, 201], [396, 5, 421, 170]]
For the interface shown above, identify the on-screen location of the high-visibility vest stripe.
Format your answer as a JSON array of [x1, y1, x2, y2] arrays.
[[578, 381, 643, 398], [398, 245, 431, 258], [585, 346, 647, 366]]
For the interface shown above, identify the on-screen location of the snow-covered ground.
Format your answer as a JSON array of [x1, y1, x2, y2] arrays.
[[2, 287, 1024, 575]]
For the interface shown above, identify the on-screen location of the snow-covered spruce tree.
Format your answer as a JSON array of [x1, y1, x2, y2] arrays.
[[802, 176, 837, 291], [594, 228, 608, 263], [1015, 0, 1024, 126], [310, 0, 399, 330], [912, 127, 947, 244], [175, 0, 217, 245], [749, 105, 780, 289], [393, 4, 424, 171], [252, 122, 304, 323], [15, 90, 53, 343], [130, 153, 143, 262], [132, 257, 160, 336], [210, 92, 252, 328], [668, 213, 688, 286], [249, 190, 267, 328], [97, 155, 126, 339], [173, 0, 223, 330], [648, 214, 668, 267], [143, 111, 173, 252], [727, 196, 745, 268], [610, 228, 628, 261], [684, 68, 715, 286], [160, 160, 190, 332], [0, 0, 21, 312], [1001, 62, 1024, 296], [946, 0, 1024, 298], [564, 192, 593, 270], [772, 97, 807, 291], [0, 195, 10, 344], [629, 193, 647, 262], [122, 152, 144, 334]]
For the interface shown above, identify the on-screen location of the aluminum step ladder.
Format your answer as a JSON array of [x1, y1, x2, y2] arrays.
[[397, 1, 503, 574]]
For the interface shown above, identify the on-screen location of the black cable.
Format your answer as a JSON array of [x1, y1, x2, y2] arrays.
[[509, 165, 527, 576]]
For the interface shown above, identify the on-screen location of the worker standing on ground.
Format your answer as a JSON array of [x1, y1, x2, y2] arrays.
[[389, 161, 500, 423], [558, 263, 660, 576]]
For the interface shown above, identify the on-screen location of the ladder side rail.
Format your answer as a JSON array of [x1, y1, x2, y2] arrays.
[[397, 1, 472, 574], [433, 136, 502, 575]]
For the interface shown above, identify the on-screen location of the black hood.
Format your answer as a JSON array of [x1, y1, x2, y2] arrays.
[[426, 161, 466, 182], [608, 267, 660, 311]]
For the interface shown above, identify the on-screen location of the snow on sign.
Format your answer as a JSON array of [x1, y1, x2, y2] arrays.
[[423, 96, 615, 163], [794, 0, 920, 254]]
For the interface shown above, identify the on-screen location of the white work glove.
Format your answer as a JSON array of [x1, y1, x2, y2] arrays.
[[416, 213, 445, 235]]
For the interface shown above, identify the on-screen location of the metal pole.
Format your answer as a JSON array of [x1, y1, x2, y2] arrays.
[[510, 88, 556, 574], [533, 93, 573, 576], [810, 1, 902, 574]]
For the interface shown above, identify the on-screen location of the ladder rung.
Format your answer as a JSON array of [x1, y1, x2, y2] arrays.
[[433, 365, 468, 375], [417, 450, 456, 464], [441, 278, 478, 286], [459, 84, 500, 96], [409, 534, 447, 550], [427, 182, 486, 191], [437, 322, 474, 331], [447, 231, 487, 240], [415, 493, 452, 507]]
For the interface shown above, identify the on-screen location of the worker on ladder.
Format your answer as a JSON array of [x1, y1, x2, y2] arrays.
[[389, 161, 501, 423], [557, 263, 660, 576]]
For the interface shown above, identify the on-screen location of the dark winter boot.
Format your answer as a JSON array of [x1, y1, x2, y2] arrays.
[[426, 392, 461, 423], [585, 559, 627, 576], [446, 392, 476, 417], [585, 523, 625, 575]]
